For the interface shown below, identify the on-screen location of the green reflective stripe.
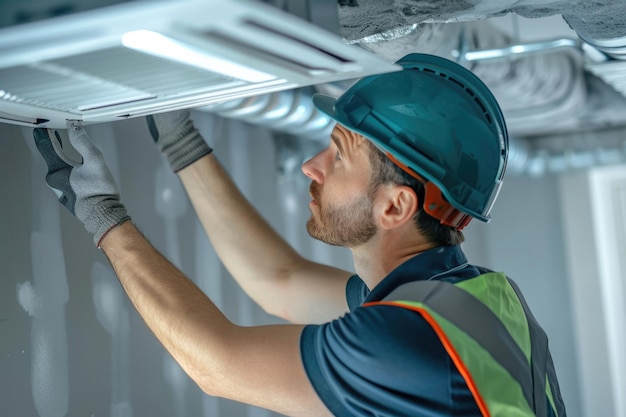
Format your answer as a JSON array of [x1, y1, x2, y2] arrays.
[[546, 378, 556, 415], [385, 280, 534, 411], [455, 273, 532, 364], [546, 354, 566, 417], [427, 308, 535, 417]]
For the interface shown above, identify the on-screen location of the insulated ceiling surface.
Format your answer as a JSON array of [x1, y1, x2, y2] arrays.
[[338, 0, 626, 43], [0, 0, 400, 128]]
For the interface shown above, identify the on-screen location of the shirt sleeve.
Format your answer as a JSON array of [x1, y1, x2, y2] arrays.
[[300, 304, 479, 417], [345, 275, 368, 311]]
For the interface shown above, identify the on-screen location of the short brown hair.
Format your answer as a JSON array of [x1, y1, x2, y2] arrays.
[[364, 139, 465, 246]]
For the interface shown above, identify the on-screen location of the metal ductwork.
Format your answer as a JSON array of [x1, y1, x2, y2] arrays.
[[4, 0, 626, 178], [192, 0, 626, 178], [197, 88, 334, 142], [508, 127, 626, 177], [196, 86, 626, 178]]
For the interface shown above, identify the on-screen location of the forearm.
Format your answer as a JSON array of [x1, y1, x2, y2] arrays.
[[100, 220, 232, 383], [99, 220, 330, 416]]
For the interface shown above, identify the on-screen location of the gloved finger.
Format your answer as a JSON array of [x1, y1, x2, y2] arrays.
[[32, 128, 78, 213], [33, 127, 83, 167], [49, 128, 83, 166], [65, 120, 108, 169], [33, 128, 64, 169], [65, 120, 120, 196]]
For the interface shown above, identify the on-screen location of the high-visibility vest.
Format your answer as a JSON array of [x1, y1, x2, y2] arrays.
[[363, 270, 566, 417]]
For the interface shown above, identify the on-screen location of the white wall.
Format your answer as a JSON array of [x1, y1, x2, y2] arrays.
[[1, 115, 588, 416], [559, 166, 626, 417]]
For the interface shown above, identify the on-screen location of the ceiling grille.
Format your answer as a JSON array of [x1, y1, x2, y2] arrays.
[[0, 0, 400, 127]]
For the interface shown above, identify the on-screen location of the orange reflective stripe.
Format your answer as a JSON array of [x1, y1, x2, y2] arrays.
[[363, 300, 491, 417]]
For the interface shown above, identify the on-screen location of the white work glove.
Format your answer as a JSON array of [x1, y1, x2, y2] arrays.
[[146, 110, 213, 172], [33, 120, 131, 247]]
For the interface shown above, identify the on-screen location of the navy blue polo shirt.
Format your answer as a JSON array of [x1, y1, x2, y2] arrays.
[[300, 245, 484, 417]]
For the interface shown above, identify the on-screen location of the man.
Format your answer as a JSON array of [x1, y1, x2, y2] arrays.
[[33, 53, 566, 416]]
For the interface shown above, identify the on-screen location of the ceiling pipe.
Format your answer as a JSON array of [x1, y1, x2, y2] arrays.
[[507, 126, 626, 177], [192, 15, 626, 179], [456, 37, 583, 63], [455, 30, 589, 137], [196, 83, 626, 178], [196, 88, 334, 142]]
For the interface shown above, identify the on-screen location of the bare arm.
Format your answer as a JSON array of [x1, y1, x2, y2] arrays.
[[177, 153, 352, 324], [100, 221, 331, 416]]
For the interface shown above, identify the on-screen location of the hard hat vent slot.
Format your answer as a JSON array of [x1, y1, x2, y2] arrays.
[[417, 66, 493, 127], [447, 76, 464, 89], [473, 97, 486, 113]]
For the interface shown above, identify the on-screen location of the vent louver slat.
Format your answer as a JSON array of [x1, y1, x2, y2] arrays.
[[0, 0, 400, 128], [51, 47, 243, 95], [0, 65, 152, 111]]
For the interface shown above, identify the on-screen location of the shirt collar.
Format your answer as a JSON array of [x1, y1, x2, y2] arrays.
[[364, 245, 470, 303]]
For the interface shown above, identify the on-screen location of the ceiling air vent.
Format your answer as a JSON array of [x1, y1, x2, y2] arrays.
[[0, 0, 400, 128]]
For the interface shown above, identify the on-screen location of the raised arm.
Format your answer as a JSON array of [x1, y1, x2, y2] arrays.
[[101, 221, 332, 416], [32, 124, 333, 416], [148, 111, 351, 324]]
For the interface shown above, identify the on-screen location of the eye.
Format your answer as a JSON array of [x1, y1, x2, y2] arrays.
[[335, 150, 342, 161]]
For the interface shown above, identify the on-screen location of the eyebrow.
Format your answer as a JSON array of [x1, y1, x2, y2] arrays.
[[330, 133, 346, 156]]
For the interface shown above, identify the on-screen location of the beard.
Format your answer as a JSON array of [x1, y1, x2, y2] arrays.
[[306, 182, 377, 248]]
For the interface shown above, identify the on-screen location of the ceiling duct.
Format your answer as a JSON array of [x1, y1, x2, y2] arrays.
[[0, 0, 399, 128], [333, 1, 626, 136], [198, 88, 334, 142], [457, 26, 589, 137], [4, 0, 626, 180]]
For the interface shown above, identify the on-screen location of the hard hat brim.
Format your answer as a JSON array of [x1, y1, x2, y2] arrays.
[[312, 94, 339, 123]]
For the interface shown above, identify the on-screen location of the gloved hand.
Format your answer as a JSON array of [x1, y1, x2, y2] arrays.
[[146, 110, 213, 172], [33, 120, 131, 247]]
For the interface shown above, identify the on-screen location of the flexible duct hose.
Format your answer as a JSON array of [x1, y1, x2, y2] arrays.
[[197, 88, 334, 142]]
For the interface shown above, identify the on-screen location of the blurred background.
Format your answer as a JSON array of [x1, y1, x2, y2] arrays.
[[1, 1, 626, 416]]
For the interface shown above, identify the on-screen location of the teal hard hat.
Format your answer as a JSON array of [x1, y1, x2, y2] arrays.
[[312, 53, 508, 227]]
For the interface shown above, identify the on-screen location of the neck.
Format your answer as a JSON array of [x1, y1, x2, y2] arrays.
[[350, 232, 434, 290]]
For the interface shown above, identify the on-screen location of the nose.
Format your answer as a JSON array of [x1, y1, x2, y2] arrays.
[[301, 148, 327, 183]]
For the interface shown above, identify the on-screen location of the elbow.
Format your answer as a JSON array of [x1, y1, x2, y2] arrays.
[[195, 374, 221, 398], [254, 275, 301, 323], [261, 302, 294, 323], [264, 303, 312, 325], [188, 364, 229, 399]]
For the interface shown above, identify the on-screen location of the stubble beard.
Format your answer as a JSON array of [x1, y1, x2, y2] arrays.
[[306, 182, 377, 248]]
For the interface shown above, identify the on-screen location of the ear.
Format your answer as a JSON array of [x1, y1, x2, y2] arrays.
[[376, 185, 419, 230]]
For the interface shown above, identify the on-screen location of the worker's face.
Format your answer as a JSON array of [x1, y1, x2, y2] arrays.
[[301, 124, 377, 248]]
